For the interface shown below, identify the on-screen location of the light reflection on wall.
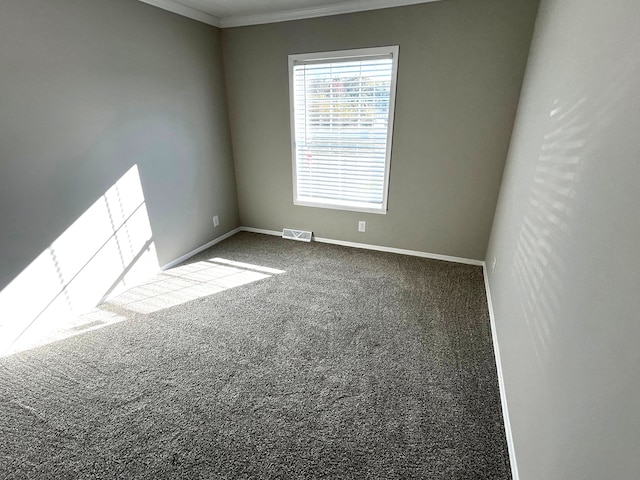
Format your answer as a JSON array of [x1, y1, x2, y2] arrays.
[[509, 43, 640, 369], [0, 165, 159, 356], [511, 95, 586, 366]]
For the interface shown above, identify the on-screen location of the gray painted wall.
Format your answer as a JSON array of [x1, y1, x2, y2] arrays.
[[222, 0, 539, 260], [0, 0, 238, 294], [486, 0, 640, 478]]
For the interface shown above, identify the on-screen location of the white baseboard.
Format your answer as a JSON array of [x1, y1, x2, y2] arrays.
[[313, 236, 483, 266], [163, 225, 484, 269], [483, 265, 519, 480], [239, 226, 483, 266], [161, 227, 242, 271], [240, 226, 282, 237]]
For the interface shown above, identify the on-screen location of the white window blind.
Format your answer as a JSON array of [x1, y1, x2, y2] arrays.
[[289, 46, 399, 213]]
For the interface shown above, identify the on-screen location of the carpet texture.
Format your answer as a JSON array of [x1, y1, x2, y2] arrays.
[[0, 232, 511, 479]]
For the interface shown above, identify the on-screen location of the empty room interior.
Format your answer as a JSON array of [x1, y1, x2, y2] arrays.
[[1, 0, 638, 478]]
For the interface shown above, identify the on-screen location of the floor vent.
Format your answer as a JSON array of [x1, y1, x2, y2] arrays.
[[282, 228, 312, 242]]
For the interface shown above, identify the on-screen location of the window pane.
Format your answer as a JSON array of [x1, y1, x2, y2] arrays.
[[290, 47, 398, 213]]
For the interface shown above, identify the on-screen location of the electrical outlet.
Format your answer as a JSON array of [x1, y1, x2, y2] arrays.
[[491, 257, 497, 273], [358, 221, 366, 233], [213, 215, 219, 227]]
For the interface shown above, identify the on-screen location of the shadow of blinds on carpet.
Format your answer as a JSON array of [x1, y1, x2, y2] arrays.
[[107, 257, 285, 314]]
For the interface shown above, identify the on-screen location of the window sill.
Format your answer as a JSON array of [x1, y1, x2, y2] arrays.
[[294, 198, 387, 215]]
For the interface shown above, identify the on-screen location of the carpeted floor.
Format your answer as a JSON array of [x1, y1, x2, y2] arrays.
[[0, 232, 511, 479]]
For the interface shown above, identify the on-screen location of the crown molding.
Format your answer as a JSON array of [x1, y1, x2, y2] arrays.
[[137, 0, 443, 29], [137, 0, 221, 27], [220, 0, 441, 28]]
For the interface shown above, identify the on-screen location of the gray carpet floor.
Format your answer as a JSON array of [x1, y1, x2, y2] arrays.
[[0, 232, 511, 479]]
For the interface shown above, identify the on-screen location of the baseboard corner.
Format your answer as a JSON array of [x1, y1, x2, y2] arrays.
[[161, 227, 242, 271]]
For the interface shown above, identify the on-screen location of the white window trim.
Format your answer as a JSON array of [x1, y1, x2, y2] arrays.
[[288, 45, 400, 215]]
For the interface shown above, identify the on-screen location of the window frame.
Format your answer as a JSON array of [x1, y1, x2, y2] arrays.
[[288, 45, 400, 214]]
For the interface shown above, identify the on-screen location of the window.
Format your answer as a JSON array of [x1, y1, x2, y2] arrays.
[[289, 46, 399, 214]]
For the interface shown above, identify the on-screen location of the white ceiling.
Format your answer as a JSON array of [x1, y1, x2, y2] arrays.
[[137, 0, 441, 28]]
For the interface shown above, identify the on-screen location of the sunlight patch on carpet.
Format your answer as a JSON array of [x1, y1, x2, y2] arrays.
[[107, 257, 285, 314]]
